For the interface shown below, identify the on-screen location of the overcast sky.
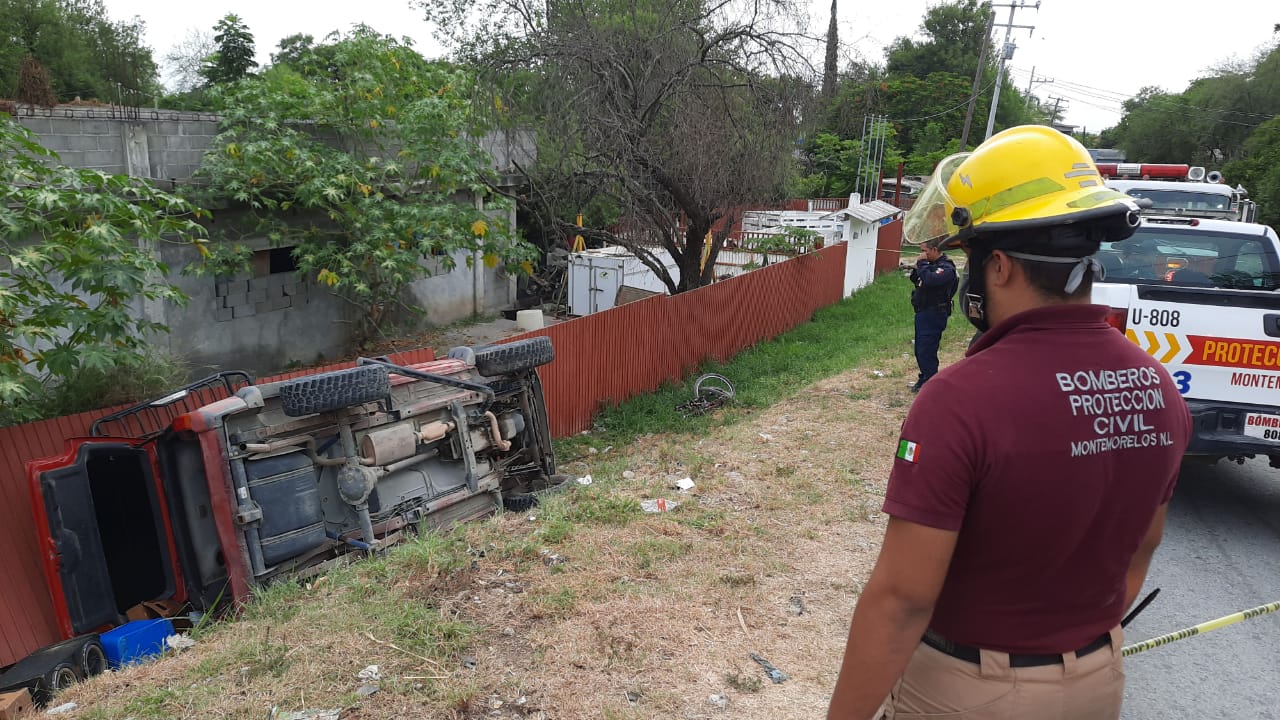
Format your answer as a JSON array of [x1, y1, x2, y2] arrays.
[[101, 0, 1278, 133]]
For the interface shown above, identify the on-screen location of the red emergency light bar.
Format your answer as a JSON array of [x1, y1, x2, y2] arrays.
[[1096, 163, 1191, 179]]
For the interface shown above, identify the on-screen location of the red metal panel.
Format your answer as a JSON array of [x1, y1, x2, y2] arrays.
[[0, 425, 57, 666], [499, 245, 845, 437], [876, 219, 904, 275]]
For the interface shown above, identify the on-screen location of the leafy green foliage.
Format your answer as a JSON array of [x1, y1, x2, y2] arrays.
[[902, 124, 961, 175], [194, 27, 537, 344], [0, 0, 158, 103], [745, 228, 821, 267], [200, 13, 258, 85], [885, 0, 991, 81], [1112, 42, 1280, 166], [0, 115, 206, 425], [794, 133, 863, 199], [1224, 116, 1280, 227]]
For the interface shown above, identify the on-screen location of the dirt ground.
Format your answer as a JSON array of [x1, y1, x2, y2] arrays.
[[59, 323, 970, 720]]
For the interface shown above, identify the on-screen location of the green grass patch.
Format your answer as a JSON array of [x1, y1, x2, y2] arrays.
[[526, 585, 577, 619], [628, 537, 691, 570], [241, 580, 306, 624], [673, 507, 728, 533], [118, 685, 186, 719], [555, 273, 927, 456], [366, 596, 478, 658], [383, 531, 474, 579]]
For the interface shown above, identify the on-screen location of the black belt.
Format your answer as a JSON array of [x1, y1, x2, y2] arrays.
[[922, 629, 1112, 669], [917, 303, 951, 314]]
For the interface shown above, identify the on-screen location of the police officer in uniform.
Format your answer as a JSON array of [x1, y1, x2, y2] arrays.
[[827, 126, 1192, 720], [909, 244, 958, 391]]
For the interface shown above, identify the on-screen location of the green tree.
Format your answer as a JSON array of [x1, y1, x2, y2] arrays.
[[795, 133, 863, 198], [1113, 41, 1280, 165], [886, 0, 992, 81], [903, 122, 961, 175], [0, 114, 206, 425], [1224, 117, 1280, 227], [270, 33, 316, 67], [194, 27, 536, 344], [419, 0, 810, 293], [200, 13, 258, 85], [0, 0, 158, 102]]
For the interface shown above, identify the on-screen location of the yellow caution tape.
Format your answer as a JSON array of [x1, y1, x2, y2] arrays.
[[1122, 600, 1280, 657]]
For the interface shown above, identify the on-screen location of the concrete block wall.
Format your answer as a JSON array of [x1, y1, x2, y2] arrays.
[[145, 119, 220, 181], [18, 116, 129, 174], [15, 107, 221, 183], [214, 273, 310, 321], [157, 241, 351, 377], [159, 238, 513, 378]]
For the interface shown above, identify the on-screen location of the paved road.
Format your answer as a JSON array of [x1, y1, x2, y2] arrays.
[[1123, 457, 1280, 719]]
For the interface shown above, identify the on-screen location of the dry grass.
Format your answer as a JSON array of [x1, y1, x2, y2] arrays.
[[60, 327, 970, 720]]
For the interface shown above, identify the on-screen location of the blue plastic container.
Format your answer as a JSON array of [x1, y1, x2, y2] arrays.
[[100, 619, 174, 668]]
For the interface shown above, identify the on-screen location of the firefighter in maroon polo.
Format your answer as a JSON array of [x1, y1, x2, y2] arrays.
[[827, 126, 1191, 720]]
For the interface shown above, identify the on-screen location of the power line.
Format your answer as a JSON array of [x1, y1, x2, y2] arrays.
[[1008, 67, 1280, 121], [887, 80, 998, 123], [1050, 86, 1276, 129], [1008, 68, 1130, 101]]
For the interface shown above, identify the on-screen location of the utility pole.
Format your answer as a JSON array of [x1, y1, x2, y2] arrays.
[[959, 4, 996, 151], [984, 1, 1039, 142], [1048, 95, 1066, 125], [1023, 66, 1053, 109]]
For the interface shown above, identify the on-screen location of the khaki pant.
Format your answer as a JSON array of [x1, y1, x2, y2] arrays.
[[877, 627, 1125, 720]]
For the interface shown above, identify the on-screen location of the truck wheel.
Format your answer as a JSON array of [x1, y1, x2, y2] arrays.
[[503, 473, 573, 512], [38, 662, 77, 700], [474, 337, 554, 377], [79, 640, 107, 678], [278, 366, 390, 417]]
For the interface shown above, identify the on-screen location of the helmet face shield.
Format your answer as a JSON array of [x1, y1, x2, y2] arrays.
[[903, 152, 970, 248]]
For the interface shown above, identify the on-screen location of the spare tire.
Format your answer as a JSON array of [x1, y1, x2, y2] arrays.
[[502, 473, 574, 512], [474, 337, 554, 377], [278, 365, 390, 417]]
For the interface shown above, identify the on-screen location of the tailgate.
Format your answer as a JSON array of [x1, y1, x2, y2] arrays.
[[1124, 285, 1280, 405]]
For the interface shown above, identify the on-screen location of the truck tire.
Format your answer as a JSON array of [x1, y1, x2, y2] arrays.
[[474, 337, 554, 377], [278, 366, 390, 417], [79, 640, 106, 678], [37, 662, 77, 702], [503, 473, 573, 512]]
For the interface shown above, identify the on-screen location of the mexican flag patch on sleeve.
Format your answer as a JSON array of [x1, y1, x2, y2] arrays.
[[896, 440, 920, 463]]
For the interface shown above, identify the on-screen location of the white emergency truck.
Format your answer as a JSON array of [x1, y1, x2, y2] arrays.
[[1097, 162, 1258, 223], [1092, 214, 1280, 466]]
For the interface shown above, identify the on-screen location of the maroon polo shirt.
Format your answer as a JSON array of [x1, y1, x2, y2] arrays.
[[884, 304, 1191, 654]]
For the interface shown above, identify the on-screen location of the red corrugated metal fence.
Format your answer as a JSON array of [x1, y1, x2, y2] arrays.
[[876, 218, 904, 275], [506, 244, 847, 436]]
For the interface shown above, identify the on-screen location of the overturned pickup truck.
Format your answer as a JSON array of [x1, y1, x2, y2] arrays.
[[4, 337, 559, 699]]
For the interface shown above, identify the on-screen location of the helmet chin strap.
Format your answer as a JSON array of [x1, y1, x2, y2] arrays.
[[960, 248, 991, 333], [1003, 251, 1104, 294]]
